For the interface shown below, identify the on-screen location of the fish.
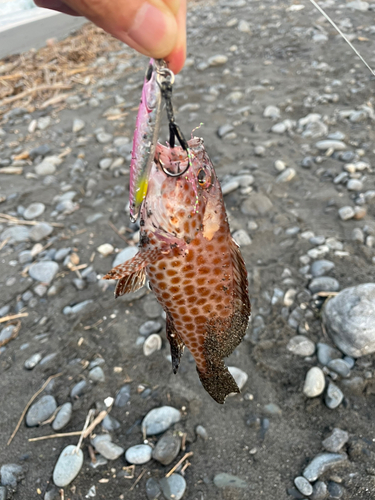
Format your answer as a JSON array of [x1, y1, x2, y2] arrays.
[[129, 58, 164, 223], [104, 137, 251, 404]]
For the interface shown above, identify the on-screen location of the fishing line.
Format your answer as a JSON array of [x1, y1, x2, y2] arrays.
[[307, 0, 375, 77]]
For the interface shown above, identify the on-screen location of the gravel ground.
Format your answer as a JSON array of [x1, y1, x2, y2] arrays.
[[1, 0, 375, 499]]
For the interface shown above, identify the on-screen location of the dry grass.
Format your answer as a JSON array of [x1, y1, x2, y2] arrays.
[[0, 23, 126, 119]]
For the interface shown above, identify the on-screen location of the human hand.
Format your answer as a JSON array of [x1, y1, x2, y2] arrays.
[[34, 0, 186, 73]]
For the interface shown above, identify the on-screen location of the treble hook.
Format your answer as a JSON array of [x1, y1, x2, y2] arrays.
[[157, 155, 191, 178], [156, 66, 192, 177]]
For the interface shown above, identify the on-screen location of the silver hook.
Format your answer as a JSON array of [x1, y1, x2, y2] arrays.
[[158, 154, 191, 178]]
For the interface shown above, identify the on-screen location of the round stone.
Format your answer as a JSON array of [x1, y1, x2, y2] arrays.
[[325, 381, 344, 409], [53, 403, 73, 431], [303, 367, 325, 398], [310, 260, 335, 277], [125, 444, 153, 465], [143, 334, 162, 356], [91, 435, 124, 460], [53, 445, 83, 487], [294, 476, 313, 496], [26, 395, 57, 427], [159, 474, 186, 500], [309, 277, 340, 294], [287, 335, 315, 356], [323, 283, 375, 357], [23, 202, 45, 220], [89, 366, 105, 383], [139, 321, 162, 336], [115, 385, 131, 407], [29, 223, 53, 242], [152, 433, 181, 465], [29, 261, 59, 283], [142, 406, 181, 436], [327, 359, 351, 378]]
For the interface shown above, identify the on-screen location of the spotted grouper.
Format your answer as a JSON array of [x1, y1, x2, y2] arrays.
[[104, 137, 251, 403]]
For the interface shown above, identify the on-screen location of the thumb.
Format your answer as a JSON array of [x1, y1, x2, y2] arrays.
[[60, 0, 179, 59]]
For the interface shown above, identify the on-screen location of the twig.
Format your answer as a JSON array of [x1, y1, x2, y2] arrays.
[[108, 221, 129, 243], [0, 238, 10, 251], [82, 409, 108, 438], [75, 409, 95, 453], [130, 469, 146, 491], [316, 291, 339, 297], [0, 320, 21, 348], [28, 431, 82, 442], [8, 373, 63, 446], [88, 444, 96, 464], [0, 83, 72, 107], [166, 452, 194, 478], [0, 313, 28, 324], [83, 319, 103, 330]]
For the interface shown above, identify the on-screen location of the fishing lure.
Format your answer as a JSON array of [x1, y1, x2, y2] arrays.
[[129, 58, 191, 222]]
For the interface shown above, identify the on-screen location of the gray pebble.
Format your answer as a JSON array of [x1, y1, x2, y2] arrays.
[[328, 481, 344, 498], [303, 367, 325, 397], [44, 487, 60, 500], [347, 179, 363, 191], [303, 453, 348, 482], [322, 428, 349, 453], [338, 206, 355, 221], [263, 105, 280, 119], [146, 478, 162, 500], [29, 261, 59, 284], [310, 235, 325, 246], [232, 229, 252, 246], [1, 226, 30, 243], [0, 464, 24, 488], [91, 435, 124, 460], [208, 54, 228, 66], [54, 248, 71, 262], [352, 228, 364, 243], [115, 385, 131, 407], [96, 132, 113, 144], [276, 168, 296, 183], [213, 473, 247, 489], [24, 352, 42, 369], [89, 366, 105, 383], [217, 123, 234, 138], [152, 432, 181, 465], [143, 298, 162, 319], [323, 283, 375, 357], [139, 320, 162, 336], [301, 156, 314, 168], [86, 213, 103, 224], [53, 402, 73, 431], [142, 406, 181, 436], [112, 246, 138, 268], [325, 381, 344, 409], [99, 158, 112, 170], [125, 444, 153, 465], [317, 343, 341, 366], [315, 140, 346, 151], [309, 277, 340, 294], [196, 425, 208, 440], [343, 356, 355, 369], [287, 335, 315, 356], [159, 474, 186, 500], [102, 415, 121, 432], [70, 380, 88, 398], [254, 145, 266, 157], [0, 325, 16, 344], [38, 116, 51, 130], [72, 118, 85, 133], [19, 250, 33, 264], [23, 202, 45, 220], [221, 179, 239, 195], [53, 445, 83, 487], [264, 403, 282, 416], [65, 300, 93, 315], [26, 395, 57, 426], [30, 223, 53, 242], [294, 476, 313, 496], [327, 359, 351, 378], [311, 481, 328, 500]]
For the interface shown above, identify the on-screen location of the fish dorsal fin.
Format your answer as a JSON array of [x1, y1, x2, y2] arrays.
[[229, 237, 251, 320]]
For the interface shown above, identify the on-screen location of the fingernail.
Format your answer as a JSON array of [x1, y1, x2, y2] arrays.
[[128, 2, 177, 57]]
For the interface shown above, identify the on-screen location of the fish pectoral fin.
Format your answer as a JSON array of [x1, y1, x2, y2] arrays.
[[166, 315, 185, 374], [197, 364, 239, 404], [103, 248, 166, 297], [115, 268, 146, 297], [103, 248, 165, 281]]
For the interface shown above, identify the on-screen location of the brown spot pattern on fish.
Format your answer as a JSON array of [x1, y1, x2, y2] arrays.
[[104, 137, 251, 403]]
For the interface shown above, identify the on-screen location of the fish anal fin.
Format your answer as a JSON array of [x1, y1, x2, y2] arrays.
[[115, 268, 146, 297], [166, 315, 185, 374], [197, 364, 239, 404]]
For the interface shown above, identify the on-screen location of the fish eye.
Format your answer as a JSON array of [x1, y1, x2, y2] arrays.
[[197, 169, 206, 185], [146, 63, 153, 82]]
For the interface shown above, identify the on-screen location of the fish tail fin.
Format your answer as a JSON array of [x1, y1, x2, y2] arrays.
[[197, 365, 239, 404]]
